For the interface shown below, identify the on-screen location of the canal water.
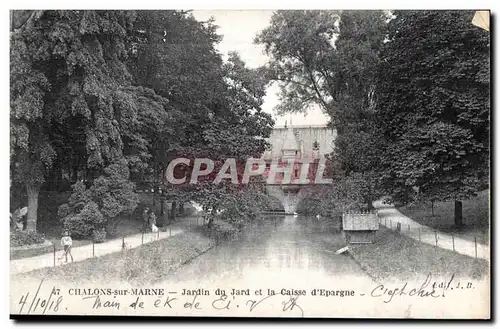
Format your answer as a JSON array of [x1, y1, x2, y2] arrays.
[[12, 215, 487, 318], [167, 215, 368, 286]]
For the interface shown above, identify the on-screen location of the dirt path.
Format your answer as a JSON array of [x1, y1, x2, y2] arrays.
[[373, 200, 489, 260], [10, 217, 203, 276]]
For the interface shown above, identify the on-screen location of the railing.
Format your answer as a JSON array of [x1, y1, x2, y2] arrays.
[[378, 216, 488, 259]]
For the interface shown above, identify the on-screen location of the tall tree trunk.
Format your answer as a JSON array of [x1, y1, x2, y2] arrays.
[[48, 162, 63, 190], [179, 202, 185, 217], [207, 216, 214, 229], [367, 195, 373, 211], [26, 184, 39, 231], [170, 201, 177, 222], [207, 205, 217, 229], [366, 177, 373, 210], [454, 200, 463, 227], [157, 198, 165, 227], [71, 165, 78, 183], [55, 163, 62, 189]]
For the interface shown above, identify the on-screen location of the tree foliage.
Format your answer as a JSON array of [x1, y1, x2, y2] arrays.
[[128, 11, 274, 218], [11, 10, 274, 233], [10, 10, 142, 230], [58, 160, 138, 240], [256, 10, 388, 209], [375, 10, 490, 203]]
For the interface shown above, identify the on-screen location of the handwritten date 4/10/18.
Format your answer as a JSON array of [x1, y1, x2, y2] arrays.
[[17, 279, 64, 315]]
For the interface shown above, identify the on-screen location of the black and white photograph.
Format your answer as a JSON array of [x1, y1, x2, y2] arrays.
[[8, 7, 491, 319]]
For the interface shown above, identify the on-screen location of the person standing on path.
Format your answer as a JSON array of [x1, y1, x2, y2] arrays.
[[148, 209, 157, 231], [60, 230, 74, 263], [142, 207, 150, 232]]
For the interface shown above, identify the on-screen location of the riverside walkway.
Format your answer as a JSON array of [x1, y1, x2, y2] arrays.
[[10, 217, 205, 276], [373, 200, 489, 260]]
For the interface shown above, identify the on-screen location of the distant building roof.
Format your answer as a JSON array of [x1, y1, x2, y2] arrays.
[[274, 124, 330, 129], [282, 124, 300, 151]]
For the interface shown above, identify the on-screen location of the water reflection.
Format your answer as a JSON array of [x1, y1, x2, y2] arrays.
[[166, 215, 367, 285]]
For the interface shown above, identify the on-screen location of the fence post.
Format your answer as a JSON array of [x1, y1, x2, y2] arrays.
[[475, 237, 477, 258], [53, 244, 56, 267], [141, 232, 144, 245], [169, 227, 172, 237], [452, 235, 455, 251], [157, 229, 160, 240], [92, 240, 95, 258], [418, 227, 421, 242], [197, 216, 199, 226], [434, 231, 438, 246], [390, 220, 392, 229], [122, 236, 125, 250], [408, 224, 410, 232]]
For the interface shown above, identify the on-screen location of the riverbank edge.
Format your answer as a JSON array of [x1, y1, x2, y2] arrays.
[[10, 239, 55, 261], [346, 249, 380, 284], [347, 227, 489, 283]]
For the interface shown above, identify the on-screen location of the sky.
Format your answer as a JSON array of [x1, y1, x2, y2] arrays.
[[192, 10, 330, 127]]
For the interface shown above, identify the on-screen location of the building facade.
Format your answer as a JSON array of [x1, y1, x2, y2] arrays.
[[263, 123, 337, 213]]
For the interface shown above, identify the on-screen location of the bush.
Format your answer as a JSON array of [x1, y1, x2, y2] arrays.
[[93, 228, 107, 243], [183, 206, 197, 217], [62, 214, 91, 238], [61, 201, 104, 238], [58, 160, 139, 240], [10, 230, 46, 247], [202, 221, 240, 243]]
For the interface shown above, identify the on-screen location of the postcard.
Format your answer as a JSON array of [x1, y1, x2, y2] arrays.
[[9, 9, 490, 319]]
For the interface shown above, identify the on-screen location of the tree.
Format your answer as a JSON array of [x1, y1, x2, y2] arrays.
[[11, 10, 275, 234], [375, 11, 490, 224], [58, 159, 138, 240], [256, 10, 388, 209], [10, 10, 167, 231], [297, 161, 369, 217], [255, 10, 340, 116], [129, 11, 274, 221]]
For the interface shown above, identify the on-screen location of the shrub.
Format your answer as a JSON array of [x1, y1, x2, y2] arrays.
[[183, 206, 197, 217], [202, 221, 240, 243], [93, 228, 107, 243], [58, 160, 139, 240], [62, 214, 91, 238], [105, 217, 121, 237], [61, 201, 104, 238], [10, 230, 46, 247]]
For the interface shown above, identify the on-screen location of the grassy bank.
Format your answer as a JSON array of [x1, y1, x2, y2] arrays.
[[398, 189, 490, 245], [202, 220, 242, 243], [349, 227, 489, 282], [10, 244, 54, 261], [14, 230, 214, 285]]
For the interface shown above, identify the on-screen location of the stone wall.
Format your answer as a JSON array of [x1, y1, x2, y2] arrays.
[[264, 125, 337, 159]]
